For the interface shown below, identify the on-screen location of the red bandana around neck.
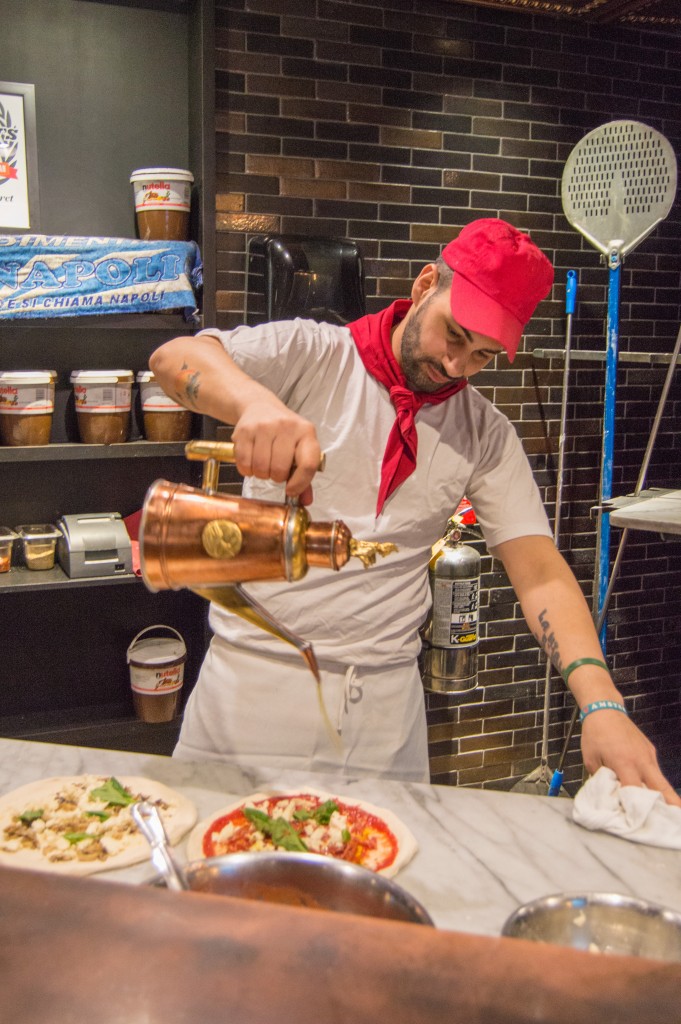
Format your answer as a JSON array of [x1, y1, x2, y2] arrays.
[[348, 299, 467, 516]]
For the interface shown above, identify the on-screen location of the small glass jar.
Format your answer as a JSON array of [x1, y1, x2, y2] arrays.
[[15, 523, 62, 570], [0, 527, 18, 573]]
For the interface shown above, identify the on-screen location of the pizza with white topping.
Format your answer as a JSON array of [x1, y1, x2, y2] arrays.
[[185, 789, 418, 878], [0, 774, 197, 876]]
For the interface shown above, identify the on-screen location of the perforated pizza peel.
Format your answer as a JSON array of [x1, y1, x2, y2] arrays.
[[561, 121, 677, 641]]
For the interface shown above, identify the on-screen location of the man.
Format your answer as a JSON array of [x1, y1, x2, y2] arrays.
[[150, 218, 680, 804]]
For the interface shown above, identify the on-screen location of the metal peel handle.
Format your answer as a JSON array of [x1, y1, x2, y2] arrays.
[[131, 802, 189, 891]]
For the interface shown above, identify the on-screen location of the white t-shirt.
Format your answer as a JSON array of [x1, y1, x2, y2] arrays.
[[199, 317, 552, 668]]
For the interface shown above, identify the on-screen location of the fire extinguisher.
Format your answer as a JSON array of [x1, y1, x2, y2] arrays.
[[421, 515, 481, 693]]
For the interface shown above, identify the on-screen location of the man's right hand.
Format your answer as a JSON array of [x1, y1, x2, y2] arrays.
[[149, 334, 322, 504], [231, 399, 321, 505]]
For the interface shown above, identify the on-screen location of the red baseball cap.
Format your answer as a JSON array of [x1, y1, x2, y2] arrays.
[[441, 218, 554, 361]]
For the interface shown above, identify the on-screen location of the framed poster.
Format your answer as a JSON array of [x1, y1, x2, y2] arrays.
[[0, 82, 40, 232]]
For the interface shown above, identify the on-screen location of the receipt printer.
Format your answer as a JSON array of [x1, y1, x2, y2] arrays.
[[57, 512, 133, 578]]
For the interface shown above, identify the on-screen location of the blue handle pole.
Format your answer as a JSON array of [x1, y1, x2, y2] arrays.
[[595, 261, 621, 649], [566, 269, 577, 316]]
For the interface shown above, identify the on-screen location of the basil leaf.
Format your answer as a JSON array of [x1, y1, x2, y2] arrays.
[[293, 801, 339, 825], [342, 829, 351, 843], [244, 807, 308, 853], [89, 777, 135, 807], [18, 808, 44, 824], [85, 810, 110, 821], [243, 808, 273, 831], [313, 800, 339, 826], [269, 818, 308, 852], [64, 832, 97, 845]]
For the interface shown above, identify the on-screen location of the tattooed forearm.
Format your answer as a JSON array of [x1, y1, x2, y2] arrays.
[[537, 607, 563, 672], [174, 362, 201, 408]]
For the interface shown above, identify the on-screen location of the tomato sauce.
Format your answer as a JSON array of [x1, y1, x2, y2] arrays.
[[201, 794, 399, 871]]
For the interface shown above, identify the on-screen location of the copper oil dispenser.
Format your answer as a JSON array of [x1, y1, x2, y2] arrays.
[[139, 440, 396, 680]]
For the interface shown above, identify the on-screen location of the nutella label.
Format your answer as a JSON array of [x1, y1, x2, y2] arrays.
[[134, 179, 191, 212], [0, 383, 54, 414], [74, 382, 131, 412], [130, 662, 184, 694]]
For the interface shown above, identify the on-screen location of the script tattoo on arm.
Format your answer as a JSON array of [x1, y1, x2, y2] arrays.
[[537, 607, 563, 673], [175, 361, 201, 408]]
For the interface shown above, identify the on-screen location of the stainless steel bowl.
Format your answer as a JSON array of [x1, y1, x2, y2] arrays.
[[502, 892, 681, 962], [177, 851, 434, 925]]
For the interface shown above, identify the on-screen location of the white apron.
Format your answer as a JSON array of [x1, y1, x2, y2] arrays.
[[174, 637, 430, 783]]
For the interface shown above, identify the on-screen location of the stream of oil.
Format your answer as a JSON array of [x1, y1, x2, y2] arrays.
[[193, 584, 342, 753], [301, 646, 343, 755]]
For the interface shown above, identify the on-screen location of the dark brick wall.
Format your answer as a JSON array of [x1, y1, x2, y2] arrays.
[[211, 0, 681, 791]]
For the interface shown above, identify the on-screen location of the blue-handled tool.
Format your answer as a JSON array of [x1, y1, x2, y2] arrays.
[[548, 767, 564, 798], [565, 268, 577, 316]]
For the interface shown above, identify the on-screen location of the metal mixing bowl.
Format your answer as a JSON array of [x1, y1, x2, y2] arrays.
[[178, 851, 434, 925], [502, 892, 681, 962]]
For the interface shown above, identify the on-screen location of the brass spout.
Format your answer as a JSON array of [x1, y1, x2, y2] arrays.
[[349, 538, 398, 568]]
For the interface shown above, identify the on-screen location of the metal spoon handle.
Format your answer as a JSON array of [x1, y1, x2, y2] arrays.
[[131, 801, 189, 891]]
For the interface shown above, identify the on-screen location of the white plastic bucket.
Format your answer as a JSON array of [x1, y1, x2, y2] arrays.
[[127, 624, 187, 723]]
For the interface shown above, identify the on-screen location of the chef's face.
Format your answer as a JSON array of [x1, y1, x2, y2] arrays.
[[397, 265, 504, 393]]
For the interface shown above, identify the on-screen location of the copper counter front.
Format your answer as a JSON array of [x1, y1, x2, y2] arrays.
[[1, 864, 681, 1024]]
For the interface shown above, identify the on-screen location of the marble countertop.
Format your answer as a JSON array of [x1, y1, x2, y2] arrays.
[[2, 736, 680, 937]]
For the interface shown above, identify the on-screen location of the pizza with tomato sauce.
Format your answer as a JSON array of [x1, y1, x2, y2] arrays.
[[185, 789, 418, 878]]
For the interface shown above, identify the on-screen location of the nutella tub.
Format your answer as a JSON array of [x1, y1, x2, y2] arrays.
[[127, 625, 187, 723], [137, 370, 192, 442], [71, 370, 133, 445], [130, 167, 193, 241], [0, 371, 56, 446]]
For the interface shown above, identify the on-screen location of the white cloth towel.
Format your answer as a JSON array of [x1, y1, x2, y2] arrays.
[[573, 766, 681, 849]]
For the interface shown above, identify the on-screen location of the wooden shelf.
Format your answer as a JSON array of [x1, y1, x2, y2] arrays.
[[0, 313, 199, 330], [0, 564, 141, 593], [0, 440, 191, 463]]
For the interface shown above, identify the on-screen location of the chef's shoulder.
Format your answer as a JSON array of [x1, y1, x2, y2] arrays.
[[446, 381, 517, 443], [197, 318, 350, 362]]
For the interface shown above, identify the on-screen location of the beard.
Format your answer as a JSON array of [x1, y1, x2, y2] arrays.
[[399, 299, 465, 393]]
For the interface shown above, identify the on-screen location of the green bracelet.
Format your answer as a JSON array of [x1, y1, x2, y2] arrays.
[[580, 700, 628, 722], [561, 657, 609, 684]]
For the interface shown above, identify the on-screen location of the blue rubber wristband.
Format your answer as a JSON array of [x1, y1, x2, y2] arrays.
[[579, 700, 628, 722]]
